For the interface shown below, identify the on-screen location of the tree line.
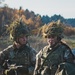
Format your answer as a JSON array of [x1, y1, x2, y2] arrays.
[[0, 6, 75, 37]]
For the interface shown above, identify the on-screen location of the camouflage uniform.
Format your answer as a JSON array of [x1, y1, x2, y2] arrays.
[[0, 19, 36, 75], [0, 44, 36, 75], [33, 21, 75, 75]]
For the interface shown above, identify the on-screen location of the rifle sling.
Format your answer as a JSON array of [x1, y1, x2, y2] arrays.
[[39, 45, 60, 72]]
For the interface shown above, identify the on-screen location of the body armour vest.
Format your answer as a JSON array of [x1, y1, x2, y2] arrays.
[[7, 45, 31, 66]]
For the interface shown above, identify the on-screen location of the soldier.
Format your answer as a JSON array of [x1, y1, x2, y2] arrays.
[[33, 21, 75, 75], [0, 19, 36, 75]]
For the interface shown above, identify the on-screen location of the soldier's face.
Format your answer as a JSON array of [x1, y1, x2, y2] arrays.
[[18, 35, 27, 45], [47, 35, 58, 47]]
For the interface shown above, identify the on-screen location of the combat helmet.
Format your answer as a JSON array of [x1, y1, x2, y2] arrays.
[[44, 20, 64, 38], [9, 19, 30, 41]]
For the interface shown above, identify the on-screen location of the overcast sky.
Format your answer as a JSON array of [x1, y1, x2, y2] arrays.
[[3, 0, 75, 18]]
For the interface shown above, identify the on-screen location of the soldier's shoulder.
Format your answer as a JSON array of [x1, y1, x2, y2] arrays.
[[0, 45, 13, 55], [4, 45, 13, 50], [3, 45, 13, 52], [40, 45, 49, 53], [36, 50, 42, 59], [43, 45, 49, 50], [36, 45, 49, 58], [28, 46, 36, 54], [60, 42, 71, 50]]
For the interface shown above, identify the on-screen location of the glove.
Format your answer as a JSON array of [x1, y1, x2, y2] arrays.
[[17, 66, 29, 74]]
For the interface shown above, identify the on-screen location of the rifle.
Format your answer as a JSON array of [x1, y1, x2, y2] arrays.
[[2, 60, 28, 75]]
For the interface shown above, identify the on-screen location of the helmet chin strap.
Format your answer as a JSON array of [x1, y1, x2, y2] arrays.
[[14, 38, 22, 48], [14, 41, 21, 49]]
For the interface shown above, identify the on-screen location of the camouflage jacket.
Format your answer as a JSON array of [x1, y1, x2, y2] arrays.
[[34, 42, 74, 75], [0, 44, 36, 75]]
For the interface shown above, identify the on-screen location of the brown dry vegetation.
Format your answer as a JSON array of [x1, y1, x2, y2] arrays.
[[0, 35, 75, 53], [0, 7, 75, 37], [31, 22, 75, 37]]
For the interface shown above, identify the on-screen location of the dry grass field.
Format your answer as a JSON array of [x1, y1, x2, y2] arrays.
[[0, 35, 75, 53]]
